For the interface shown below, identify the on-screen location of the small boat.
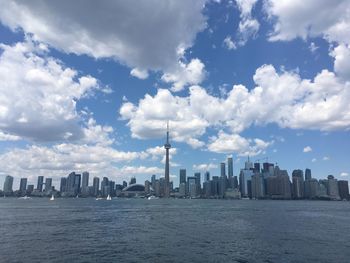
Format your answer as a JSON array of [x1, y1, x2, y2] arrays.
[[106, 194, 112, 200], [19, 195, 31, 200], [95, 197, 103, 200], [147, 195, 159, 200], [50, 195, 55, 201]]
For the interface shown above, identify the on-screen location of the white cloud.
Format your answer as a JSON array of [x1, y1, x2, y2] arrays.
[[340, 172, 349, 177], [0, 0, 207, 73], [223, 36, 236, 50], [0, 131, 21, 141], [0, 143, 147, 182], [145, 145, 177, 160], [234, 0, 259, 47], [130, 68, 149, 80], [120, 61, 350, 149], [330, 44, 350, 80], [312, 158, 317, 162], [207, 131, 271, 156], [303, 146, 312, 153], [0, 40, 102, 142], [161, 58, 206, 92], [323, 156, 330, 161], [265, 0, 350, 45], [193, 163, 218, 171]]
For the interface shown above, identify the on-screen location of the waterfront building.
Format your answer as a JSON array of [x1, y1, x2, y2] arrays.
[[27, 185, 34, 194], [251, 173, 265, 199], [145, 180, 151, 194], [19, 178, 27, 195], [82, 171, 89, 195], [327, 175, 340, 200], [220, 162, 226, 177], [101, 177, 109, 197], [37, 176, 44, 192], [239, 168, 253, 198], [204, 171, 210, 182], [154, 180, 161, 197], [194, 172, 201, 195], [338, 180, 349, 200], [3, 175, 14, 194], [211, 176, 219, 197], [45, 178, 52, 192], [130, 177, 136, 185], [305, 168, 312, 180], [180, 169, 186, 185], [60, 177, 67, 193], [227, 157, 233, 178], [93, 177, 100, 196], [179, 182, 186, 197], [292, 170, 304, 199], [187, 176, 197, 197]]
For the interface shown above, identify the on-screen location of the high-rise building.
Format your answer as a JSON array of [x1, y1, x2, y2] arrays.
[[19, 178, 27, 194], [164, 122, 171, 198], [338, 180, 349, 200], [254, 163, 261, 173], [292, 170, 304, 199], [204, 171, 210, 182], [227, 157, 233, 178], [37, 176, 44, 192], [3, 175, 14, 194], [60, 177, 67, 193], [93, 177, 100, 196], [82, 171, 89, 194], [66, 172, 76, 194], [45, 178, 52, 192], [194, 172, 201, 195], [251, 173, 264, 199], [187, 176, 197, 198], [327, 175, 340, 200], [74, 174, 81, 195], [179, 169, 186, 185], [145, 180, 151, 194], [130, 177, 136, 185], [101, 177, 109, 197], [305, 168, 312, 180], [220, 162, 226, 177], [151, 174, 156, 188]]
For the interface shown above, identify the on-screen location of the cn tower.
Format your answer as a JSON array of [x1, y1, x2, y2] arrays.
[[164, 121, 171, 198]]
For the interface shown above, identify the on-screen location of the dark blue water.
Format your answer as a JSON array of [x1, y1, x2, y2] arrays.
[[0, 198, 349, 263]]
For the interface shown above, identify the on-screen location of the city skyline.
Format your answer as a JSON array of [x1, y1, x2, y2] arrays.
[[0, 1, 350, 188]]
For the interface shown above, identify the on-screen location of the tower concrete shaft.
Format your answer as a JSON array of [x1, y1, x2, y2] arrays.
[[164, 122, 171, 198]]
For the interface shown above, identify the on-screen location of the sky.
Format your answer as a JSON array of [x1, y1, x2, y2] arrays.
[[0, 0, 350, 189]]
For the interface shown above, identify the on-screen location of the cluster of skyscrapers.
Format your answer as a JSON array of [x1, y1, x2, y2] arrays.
[[144, 157, 348, 201], [1, 172, 136, 198]]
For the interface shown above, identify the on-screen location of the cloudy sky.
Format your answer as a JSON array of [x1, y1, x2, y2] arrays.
[[0, 0, 349, 189]]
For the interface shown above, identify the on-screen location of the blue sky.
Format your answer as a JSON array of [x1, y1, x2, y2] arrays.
[[0, 0, 349, 189]]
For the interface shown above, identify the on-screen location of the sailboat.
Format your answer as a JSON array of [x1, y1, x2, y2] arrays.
[[106, 194, 112, 200], [50, 194, 55, 201]]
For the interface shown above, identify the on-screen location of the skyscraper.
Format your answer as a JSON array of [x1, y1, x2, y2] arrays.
[[338, 180, 349, 200], [37, 176, 44, 192], [19, 178, 27, 194], [164, 122, 171, 198], [60, 177, 67, 193], [227, 157, 233, 178], [179, 169, 186, 185], [82, 171, 89, 194], [93, 177, 100, 196], [45, 178, 52, 192], [3, 175, 14, 194], [204, 171, 210, 182], [220, 162, 226, 177], [305, 168, 312, 180]]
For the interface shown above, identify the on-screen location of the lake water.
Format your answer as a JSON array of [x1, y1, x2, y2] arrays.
[[0, 198, 349, 263]]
